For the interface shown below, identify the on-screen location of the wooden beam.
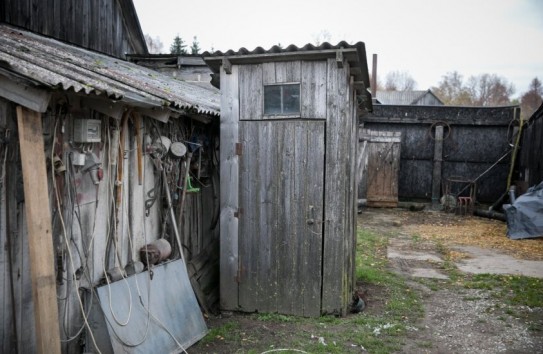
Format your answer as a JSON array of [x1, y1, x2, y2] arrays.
[[336, 50, 344, 68], [432, 125, 444, 205], [0, 76, 51, 113], [82, 96, 125, 120], [134, 107, 170, 123], [16, 106, 61, 354], [222, 57, 232, 75]]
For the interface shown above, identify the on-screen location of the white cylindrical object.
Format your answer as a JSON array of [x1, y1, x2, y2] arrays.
[[170, 142, 187, 158]]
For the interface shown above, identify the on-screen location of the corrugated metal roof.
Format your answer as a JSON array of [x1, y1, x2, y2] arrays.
[[375, 90, 443, 106], [203, 41, 369, 84], [376, 90, 427, 105], [203, 41, 372, 111], [0, 25, 219, 116]]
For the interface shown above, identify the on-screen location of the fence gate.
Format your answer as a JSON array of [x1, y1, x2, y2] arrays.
[[237, 120, 325, 317], [362, 129, 401, 207]]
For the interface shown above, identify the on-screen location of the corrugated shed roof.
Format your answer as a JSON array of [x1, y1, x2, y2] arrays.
[[0, 25, 219, 116], [375, 90, 443, 106], [203, 41, 372, 111]]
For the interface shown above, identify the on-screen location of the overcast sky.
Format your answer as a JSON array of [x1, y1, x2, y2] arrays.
[[133, 0, 543, 98]]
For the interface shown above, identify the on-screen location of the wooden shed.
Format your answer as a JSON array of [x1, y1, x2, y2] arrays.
[[205, 42, 371, 316], [0, 2, 221, 353]]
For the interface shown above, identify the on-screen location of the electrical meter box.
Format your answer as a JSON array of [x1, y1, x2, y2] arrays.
[[73, 119, 101, 143]]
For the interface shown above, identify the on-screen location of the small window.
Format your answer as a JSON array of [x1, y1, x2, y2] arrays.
[[264, 84, 300, 115]]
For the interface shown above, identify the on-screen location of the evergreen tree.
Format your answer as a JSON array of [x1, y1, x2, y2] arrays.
[[170, 35, 187, 55], [190, 36, 201, 55]]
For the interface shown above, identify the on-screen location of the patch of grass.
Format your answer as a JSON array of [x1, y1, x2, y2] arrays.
[[256, 313, 298, 323], [196, 228, 424, 354], [463, 274, 543, 307], [199, 321, 241, 345]]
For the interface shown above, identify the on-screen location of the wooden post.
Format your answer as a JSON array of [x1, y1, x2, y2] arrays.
[[432, 125, 444, 206], [16, 106, 61, 354]]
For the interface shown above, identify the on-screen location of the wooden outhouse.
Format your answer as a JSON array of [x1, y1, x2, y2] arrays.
[[205, 42, 371, 316]]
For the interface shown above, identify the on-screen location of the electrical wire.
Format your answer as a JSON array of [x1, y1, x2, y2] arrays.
[[50, 116, 102, 353]]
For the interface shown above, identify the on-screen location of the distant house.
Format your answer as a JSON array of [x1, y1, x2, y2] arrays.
[[375, 89, 444, 106], [127, 54, 216, 89]]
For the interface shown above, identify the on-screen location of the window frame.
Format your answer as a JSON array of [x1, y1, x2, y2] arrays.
[[263, 82, 301, 118]]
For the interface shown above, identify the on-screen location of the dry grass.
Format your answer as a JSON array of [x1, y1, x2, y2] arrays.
[[406, 216, 543, 261]]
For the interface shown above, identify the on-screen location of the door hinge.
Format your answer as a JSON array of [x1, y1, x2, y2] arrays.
[[234, 208, 243, 218], [235, 142, 242, 156]]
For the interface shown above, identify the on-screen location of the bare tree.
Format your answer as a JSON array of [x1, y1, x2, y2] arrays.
[[466, 73, 514, 106], [520, 77, 543, 120], [369, 73, 384, 91], [432, 71, 471, 105], [312, 30, 332, 46], [433, 72, 514, 106], [144, 34, 164, 54], [384, 70, 416, 91]]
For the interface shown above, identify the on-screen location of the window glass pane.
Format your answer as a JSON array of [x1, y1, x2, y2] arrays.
[[282, 84, 300, 114], [264, 85, 282, 114]]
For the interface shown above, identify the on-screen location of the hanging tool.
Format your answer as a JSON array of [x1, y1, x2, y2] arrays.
[[162, 167, 186, 264], [133, 112, 144, 186], [186, 176, 200, 193], [177, 152, 193, 233]]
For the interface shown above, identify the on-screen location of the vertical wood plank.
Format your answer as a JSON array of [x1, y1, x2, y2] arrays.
[[432, 125, 444, 205], [239, 64, 263, 120], [322, 58, 350, 315], [301, 61, 327, 119], [262, 62, 276, 85], [275, 61, 301, 83], [238, 121, 257, 311], [299, 121, 325, 317], [220, 65, 240, 310], [16, 106, 60, 354]]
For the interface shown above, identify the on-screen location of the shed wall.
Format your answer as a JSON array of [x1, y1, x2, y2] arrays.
[[0, 0, 146, 58], [220, 59, 357, 316], [519, 105, 543, 187], [0, 96, 218, 352], [362, 105, 518, 203]]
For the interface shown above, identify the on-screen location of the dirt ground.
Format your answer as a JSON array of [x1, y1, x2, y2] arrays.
[[362, 207, 543, 354], [190, 207, 543, 353]]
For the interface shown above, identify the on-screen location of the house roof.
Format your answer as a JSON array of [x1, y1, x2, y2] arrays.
[[126, 54, 209, 67], [203, 41, 372, 110], [375, 90, 444, 105], [0, 25, 220, 116]]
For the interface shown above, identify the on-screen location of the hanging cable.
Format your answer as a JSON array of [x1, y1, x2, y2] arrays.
[[50, 116, 102, 353]]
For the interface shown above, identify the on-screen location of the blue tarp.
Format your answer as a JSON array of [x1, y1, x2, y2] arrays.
[[504, 181, 543, 240]]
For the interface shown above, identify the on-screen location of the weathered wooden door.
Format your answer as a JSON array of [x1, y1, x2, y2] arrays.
[[363, 130, 401, 207], [238, 120, 325, 317]]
